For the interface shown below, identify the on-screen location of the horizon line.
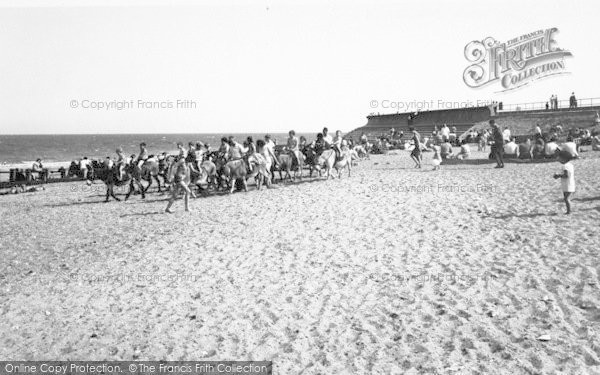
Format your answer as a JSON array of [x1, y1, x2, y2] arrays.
[[0, 130, 351, 136]]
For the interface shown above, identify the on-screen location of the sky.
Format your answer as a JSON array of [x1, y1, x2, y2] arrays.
[[0, 0, 598, 134]]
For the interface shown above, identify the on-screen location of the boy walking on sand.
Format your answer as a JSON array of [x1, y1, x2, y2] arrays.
[[165, 142, 195, 213], [490, 119, 504, 168], [409, 127, 422, 168], [553, 151, 575, 214]]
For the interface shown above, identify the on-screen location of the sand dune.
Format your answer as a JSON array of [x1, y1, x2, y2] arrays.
[[1, 150, 600, 374]]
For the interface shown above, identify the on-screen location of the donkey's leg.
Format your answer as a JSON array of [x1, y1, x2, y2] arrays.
[[138, 179, 146, 199], [125, 180, 134, 200], [111, 184, 121, 201], [144, 177, 152, 194], [154, 175, 162, 192]]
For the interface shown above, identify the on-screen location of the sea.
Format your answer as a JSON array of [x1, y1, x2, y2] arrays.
[[0, 133, 315, 169]]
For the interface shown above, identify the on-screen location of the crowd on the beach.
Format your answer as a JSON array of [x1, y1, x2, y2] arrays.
[[404, 125, 473, 170], [388, 116, 590, 214], [16, 101, 600, 215], [468, 119, 581, 214]]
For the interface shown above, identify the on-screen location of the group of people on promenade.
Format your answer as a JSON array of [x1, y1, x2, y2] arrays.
[[547, 92, 578, 110]]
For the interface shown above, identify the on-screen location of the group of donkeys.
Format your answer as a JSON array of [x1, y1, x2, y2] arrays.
[[91, 145, 359, 202]]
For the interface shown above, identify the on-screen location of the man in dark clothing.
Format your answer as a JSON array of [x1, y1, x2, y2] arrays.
[[490, 119, 504, 168]]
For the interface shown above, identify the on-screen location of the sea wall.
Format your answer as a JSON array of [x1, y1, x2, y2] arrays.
[[347, 105, 600, 140], [346, 106, 491, 140]]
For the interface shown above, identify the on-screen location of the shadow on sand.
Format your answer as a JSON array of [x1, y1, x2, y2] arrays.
[[483, 204, 600, 220], [43, 194, 169, 208], [483, 211, 560, 220], [119, 211, 165, 218], [573, 196, 600, 202]]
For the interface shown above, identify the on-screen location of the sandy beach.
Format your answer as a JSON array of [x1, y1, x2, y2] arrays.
[[1, 149, 600, 374]]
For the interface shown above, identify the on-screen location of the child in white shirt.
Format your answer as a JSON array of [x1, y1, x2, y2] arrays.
[[553, 151, 575, 214]]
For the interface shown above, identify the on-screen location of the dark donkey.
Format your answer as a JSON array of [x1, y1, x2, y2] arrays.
[[94, 160, 161, 202]]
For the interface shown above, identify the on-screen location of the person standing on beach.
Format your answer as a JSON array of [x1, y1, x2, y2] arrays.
[[166, 142, 193, 213], [553, 151, 575, 214], [409, 127, 422, 168], [440, 124, 450, 142], [246, 136, 261, 173], [257, 139, 275, 185], [264, 134, 278, 170], [185, 142, 198, 174], [489, 120, 504, 168], [431, 144, 441, 170], [115, 147, 126, 180], [165, 159, 191, 213], [136, 142, 149, 168], [79, 157, 91, 179], [478, 130, 488, 152]]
